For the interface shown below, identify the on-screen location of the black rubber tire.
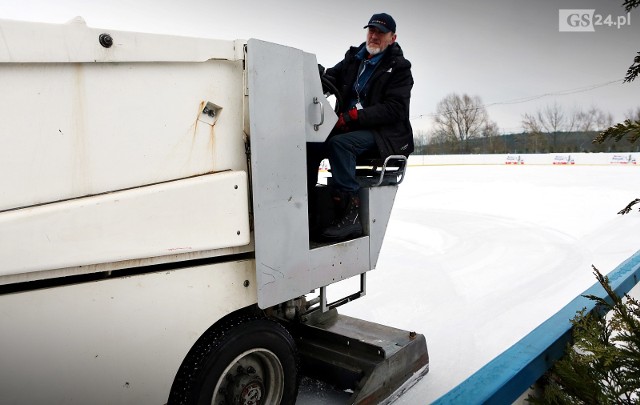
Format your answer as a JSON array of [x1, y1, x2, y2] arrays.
[[168, 313, 299, 405]]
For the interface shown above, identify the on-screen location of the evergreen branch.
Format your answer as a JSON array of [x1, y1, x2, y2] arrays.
[[618, 198, 640, 215], [623, 0, 640, 12], [623, 51, 640, 83], [593, 119, 640, 144], [592, 266, 623, 307]]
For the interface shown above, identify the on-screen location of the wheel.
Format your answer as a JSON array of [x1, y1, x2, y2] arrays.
[[169, 313, 299, 405]]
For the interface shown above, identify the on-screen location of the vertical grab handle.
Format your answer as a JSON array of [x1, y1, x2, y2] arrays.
[[313, 97, 324, 131]]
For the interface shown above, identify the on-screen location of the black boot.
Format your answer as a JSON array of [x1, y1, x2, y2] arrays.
[[321, 192, 363, 241], [330, 188, 350, 220]]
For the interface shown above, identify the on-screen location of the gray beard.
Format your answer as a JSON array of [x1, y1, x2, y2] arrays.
[[366, 44, 382, 55]]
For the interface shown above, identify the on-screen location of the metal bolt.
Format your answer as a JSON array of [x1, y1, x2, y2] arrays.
[[203, 107, 216, 118], [243, 280, 250, 288], [98, 33, 113, 48], [409, 331, 417, 340]]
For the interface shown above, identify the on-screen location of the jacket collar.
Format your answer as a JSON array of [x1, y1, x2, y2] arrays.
[[355, 46, 386, 65]]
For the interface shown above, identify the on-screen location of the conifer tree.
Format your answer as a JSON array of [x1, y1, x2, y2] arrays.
[[530, 267, 640, 404]]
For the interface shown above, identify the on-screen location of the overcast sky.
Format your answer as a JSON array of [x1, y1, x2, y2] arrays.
[[3, 0, 638, 134]]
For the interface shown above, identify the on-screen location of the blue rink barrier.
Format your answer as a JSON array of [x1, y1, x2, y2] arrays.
[[433, 250, 640, 405]]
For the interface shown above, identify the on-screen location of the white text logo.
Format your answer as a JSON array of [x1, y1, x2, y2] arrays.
[[559, 9, 631, 32]]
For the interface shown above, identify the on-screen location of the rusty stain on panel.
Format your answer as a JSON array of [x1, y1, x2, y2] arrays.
[[209, 116, 216, 171], [192, 100, 205, 141], [164, 101, 220, 176]]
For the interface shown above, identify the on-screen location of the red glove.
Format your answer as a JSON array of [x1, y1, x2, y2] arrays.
[[334, 107, 359, 132], [344, 107, 358, 123]]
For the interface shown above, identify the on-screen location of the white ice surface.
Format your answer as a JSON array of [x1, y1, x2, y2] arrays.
[[298, 164, 640, 404]]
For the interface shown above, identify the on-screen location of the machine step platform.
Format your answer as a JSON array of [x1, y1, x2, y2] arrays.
[[285, 309, 429, 404]]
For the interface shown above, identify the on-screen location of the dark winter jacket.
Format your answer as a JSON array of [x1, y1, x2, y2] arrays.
[[326, 42, 414, 158]]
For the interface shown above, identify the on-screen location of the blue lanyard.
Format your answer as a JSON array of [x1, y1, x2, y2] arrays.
[[354, 62, 369, 102], [354, 53, 383, 104]]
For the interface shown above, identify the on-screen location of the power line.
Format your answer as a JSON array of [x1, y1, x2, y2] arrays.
[[410, 78, 624, 121]]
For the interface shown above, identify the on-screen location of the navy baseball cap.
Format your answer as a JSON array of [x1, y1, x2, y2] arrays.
[[364, 13, 396, 33]]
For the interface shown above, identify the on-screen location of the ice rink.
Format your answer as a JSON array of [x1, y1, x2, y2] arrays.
[[299, 161, 640, 403]]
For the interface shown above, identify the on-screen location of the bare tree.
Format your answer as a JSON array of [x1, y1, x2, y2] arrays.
[[626, 107, 640, 121], [523, 103, 575, 132], [433, 93, 492, 153], [481, 120, 501, 153], [482, 120, 499, 138], [428, 128, 456, 154], [413, 130, 430, 154], [575, 106, 614, 132], [524, 131, 549, 153], [521, 103, 576, 151]]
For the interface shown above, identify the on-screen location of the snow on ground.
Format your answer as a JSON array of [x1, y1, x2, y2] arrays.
[[298, 162, 640, 404]]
